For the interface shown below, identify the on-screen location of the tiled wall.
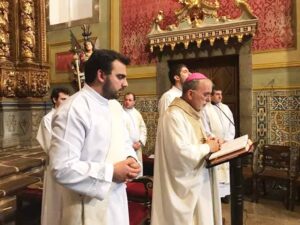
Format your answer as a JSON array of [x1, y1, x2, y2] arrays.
[[134, 95, 158, 156], [136, 89, 300, 156], [253, 88, 299, 148]]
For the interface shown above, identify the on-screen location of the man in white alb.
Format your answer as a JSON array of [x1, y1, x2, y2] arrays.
[[49, 49, 141, 225], [123, 92, 147, 175], [202, 88, 235, 203], [36, 87, 70, 225], [158, 64, 190, 117], [151, 73, 222, 225]]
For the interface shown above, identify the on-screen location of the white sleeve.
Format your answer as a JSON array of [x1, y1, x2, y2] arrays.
[[137, 111, 147, 146], [121, 110, 139, 160], [36, 116, 52, 153], [162, 111, 210, 172], [49, 104, 113, 201], [201, 110, 214, 137], [158, 94, 172, 117], [224, 105, 235, 141]]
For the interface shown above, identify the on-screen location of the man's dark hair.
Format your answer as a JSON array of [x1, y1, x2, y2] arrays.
[[124, 92, 136, 101], [211, 86, 222, 95], [168, 64, 187, 85], [182, 79, 200, 95], [51, 87, 70, 105], [84, 49, 130, 84]]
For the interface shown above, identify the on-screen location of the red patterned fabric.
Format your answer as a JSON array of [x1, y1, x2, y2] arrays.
[[121, 0, 295, 65], [218, 0, 295, 52]]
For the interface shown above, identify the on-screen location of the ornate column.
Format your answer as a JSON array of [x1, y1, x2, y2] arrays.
[[0, 0, 10, 62], [0, 0, 50, 149]]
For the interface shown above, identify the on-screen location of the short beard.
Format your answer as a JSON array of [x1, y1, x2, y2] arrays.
[[102, 78, 119, 100]]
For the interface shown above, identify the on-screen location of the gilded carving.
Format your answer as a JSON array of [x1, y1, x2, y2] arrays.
[[20, 0, 36, 61], [175, 0, 220, 21], [3, 71, 16, 97], [0, 0, 10, 60], [16, 73, 29, 97], [147, 0, 258, 52], [30, 72, 49, 97]]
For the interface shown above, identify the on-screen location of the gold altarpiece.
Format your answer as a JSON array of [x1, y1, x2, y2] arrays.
[[0, 0, 49, 148]]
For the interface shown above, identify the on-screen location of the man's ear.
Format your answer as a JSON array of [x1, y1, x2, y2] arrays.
[[187, 90, 193, 100], [52, 98, 57, 104], [174, 75, 180, 81], [97, 69, 106, 83]]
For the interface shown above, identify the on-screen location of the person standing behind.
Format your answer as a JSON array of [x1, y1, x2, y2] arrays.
[[151, 73, 222, 225], [49, 49, 141, 225], [158, 64, 190, 116], [123, 92, 147, 175], [36, 87, 70, 225], [202, 87, 235, 203]]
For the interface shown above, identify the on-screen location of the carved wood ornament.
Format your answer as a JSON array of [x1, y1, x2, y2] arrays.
[[0, 0, 49, 98]]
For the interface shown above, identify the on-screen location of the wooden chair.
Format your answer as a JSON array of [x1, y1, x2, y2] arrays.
[[127, 176, 153, 225], [242, 142, 258, 200], [127, 154, 154, 225], [289, 147, 300, 211], [253, 144, 291, 208]]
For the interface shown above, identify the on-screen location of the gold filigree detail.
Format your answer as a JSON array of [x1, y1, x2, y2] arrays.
[[0, 0, 10, 60], [3, 71, 16, 97], [20, 0, 36, 61], [16, 73, 29, 98]]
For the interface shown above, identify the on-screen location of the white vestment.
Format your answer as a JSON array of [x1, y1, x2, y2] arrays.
[[124, 107, 147, 175], [151, 98, 222, 225], [49, 84, 137, 225], [158, 86, 182, 117], [202, 102, 235, 197], [36, 108, 63, 225]]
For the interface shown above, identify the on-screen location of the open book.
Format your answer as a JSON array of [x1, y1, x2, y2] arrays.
[[206, 135, 254, 168]]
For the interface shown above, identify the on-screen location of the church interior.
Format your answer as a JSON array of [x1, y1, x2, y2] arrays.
[[0, 0, 299, 224]]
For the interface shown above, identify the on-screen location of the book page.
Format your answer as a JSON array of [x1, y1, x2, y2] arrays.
[[209, 135, 248, 160]]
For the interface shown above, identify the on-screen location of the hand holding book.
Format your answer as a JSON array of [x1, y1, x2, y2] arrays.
[[206, 137, 221, 153], [206, 135, 255, 168]]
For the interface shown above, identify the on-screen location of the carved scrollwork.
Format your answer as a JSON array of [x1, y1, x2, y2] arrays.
[[16, 73, 29, 97], [3, 71, 16, 97], [147, 0, 258, 52], [20, 0, 36, 61], [0, 0, 10, 60], [30, 72, 49, 97]]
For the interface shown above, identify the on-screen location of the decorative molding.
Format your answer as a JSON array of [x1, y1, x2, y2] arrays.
[[110, 0, 121, 51], [253, 86, 300, 91], [147, 1, 258, 52], [253, 61, 300, 70], [127, 65, 156, 79]]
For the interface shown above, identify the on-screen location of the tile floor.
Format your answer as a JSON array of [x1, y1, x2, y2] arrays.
[[2, 197, 300, 225], [222, 198, 300, 225]]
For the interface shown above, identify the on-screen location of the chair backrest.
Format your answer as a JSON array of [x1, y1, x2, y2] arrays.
[[262, 145, 290, 172]]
